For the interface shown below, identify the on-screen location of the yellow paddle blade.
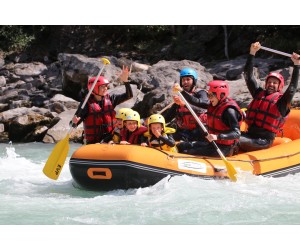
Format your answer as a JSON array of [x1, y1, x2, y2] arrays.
[[223, 157, 237, 182], [100, 57, 110, 65], [43, 134, 70, 180]]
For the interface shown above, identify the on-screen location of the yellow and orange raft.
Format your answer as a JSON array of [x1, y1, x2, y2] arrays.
[[69, 109, 300, 191]]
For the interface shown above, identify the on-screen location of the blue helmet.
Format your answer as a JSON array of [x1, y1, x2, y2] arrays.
[[180, 68, 198, 86]]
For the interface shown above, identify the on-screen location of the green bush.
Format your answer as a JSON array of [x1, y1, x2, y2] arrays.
[[0, 25, 35, 52]]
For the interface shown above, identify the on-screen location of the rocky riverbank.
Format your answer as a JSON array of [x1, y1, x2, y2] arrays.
[[0, 52, 299, 143]]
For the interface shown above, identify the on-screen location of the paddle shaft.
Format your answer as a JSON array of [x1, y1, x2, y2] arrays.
[[43, 58, 110, 180], [81, 62, 108, 110], [260, 46, 292, 58], [157, 102, 174, 114], [177, 92, 229, 162], [261, 46, 300, 59], [177, 91, 237, 181]]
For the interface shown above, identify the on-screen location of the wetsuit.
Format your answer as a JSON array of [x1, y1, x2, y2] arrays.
[[239, 54, 299, 152], [177, 101, 242, 157], [75, 82, 133, 144], [163, 88, 209, 141]]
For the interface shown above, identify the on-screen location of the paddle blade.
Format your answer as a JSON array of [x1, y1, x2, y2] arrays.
[[43, 134, 70, 180], [224, 159, 237, 182], [100, 57, 110, 65]]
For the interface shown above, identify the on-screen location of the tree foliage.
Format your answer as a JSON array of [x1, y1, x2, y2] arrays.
[[0, 25, 45, 52], [0, 25, 299, 63]]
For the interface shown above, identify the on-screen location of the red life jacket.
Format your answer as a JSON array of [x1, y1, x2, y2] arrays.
[[176, 88, 206, 130], [246, 90, 286, 134], [83, 95, 116, 143], [120, 126, 148, 144], [207, 98, 242, 146]]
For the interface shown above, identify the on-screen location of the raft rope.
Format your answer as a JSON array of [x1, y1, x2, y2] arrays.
[[157, 148, 300, 167]]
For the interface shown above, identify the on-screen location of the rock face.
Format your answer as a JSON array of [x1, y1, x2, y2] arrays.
[[0, 53, 299, 143]]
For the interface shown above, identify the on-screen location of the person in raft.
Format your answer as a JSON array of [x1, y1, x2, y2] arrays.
[[101, 107, 133, 144], [163, 68, 209, 142], [119, 110, 148, 145], [72, 66, 133, 144], [239, 42, 300, 152], [142, 114, 177, 152], [176, 80, 243, 157]]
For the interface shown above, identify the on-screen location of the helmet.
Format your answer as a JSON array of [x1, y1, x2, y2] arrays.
[[115, 108, 133, 119], [88, 76, 109, 95], [148, 114, 166, 133], [180, 68, 198, 87], [123, 110, 141, 128], [265, 72, 284, 92], [207, 80, 229, 102]]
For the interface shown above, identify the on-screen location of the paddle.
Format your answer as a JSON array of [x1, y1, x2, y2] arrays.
[[261, 46, 300, 59], [43, 57, 111, 180], [177, 91, 237, 182], [157, 102, 174, 114]]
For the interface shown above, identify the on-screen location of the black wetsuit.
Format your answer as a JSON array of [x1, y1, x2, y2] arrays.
[[75, 83, 133, 143], [177, 106, 242, 157], [239, 54, 299, 152], [163, 88, 209, 141]]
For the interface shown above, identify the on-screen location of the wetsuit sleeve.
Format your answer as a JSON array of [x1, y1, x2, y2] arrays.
[[277, 65, 300, 116], [74, 101, 89, 125], [158, 134, 176, 147], [218, 108, 241, 140], [101, 133, 113, 143], [110, 82, 133, 107], [244, 54, 261, 98], [139, 134, 148, 144], [180, 89, 209, 109]]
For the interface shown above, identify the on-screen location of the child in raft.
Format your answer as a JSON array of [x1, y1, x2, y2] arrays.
[[142, 114, 178, 152], [101, 107, 133, 144], [119, 110, 148, 145]]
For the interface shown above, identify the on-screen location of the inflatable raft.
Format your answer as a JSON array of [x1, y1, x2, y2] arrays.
[[69, 109, 300, 191]]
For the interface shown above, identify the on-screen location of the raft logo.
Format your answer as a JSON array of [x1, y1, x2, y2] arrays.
[[177, 159, 207, 173], [87, 168, 112, 179], [55, 164, 62, 176]]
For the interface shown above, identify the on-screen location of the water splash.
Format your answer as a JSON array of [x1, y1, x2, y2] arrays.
[[2, 141, 20, 159]]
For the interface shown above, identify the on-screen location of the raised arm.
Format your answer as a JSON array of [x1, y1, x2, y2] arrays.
[[244, 42, 262, 97], [277, 52, 300, 116]]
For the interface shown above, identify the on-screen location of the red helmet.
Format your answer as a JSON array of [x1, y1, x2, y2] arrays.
[[88, 76, 109, 95], [265, 72, 284, 92], [207, 80, 229, 102]]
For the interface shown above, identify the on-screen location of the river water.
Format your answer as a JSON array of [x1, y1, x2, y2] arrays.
[[0, 142, 299, 249]]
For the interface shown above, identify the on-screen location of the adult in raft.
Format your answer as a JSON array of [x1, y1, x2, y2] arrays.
[[239, 42, 300, 152], [163, 68, 209, 142], [176, 80, 243, 157], [72, 66, 133, 144]]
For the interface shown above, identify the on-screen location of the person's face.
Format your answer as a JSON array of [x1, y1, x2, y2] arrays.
[[207, 92, 219, 107], [181, 76, 194, 92], [116, 118, 123, 129], [150, 123, 163, 133], [265, 76, 280, 94], [95, 84, 109, 98], [124, 120, 138, 132]]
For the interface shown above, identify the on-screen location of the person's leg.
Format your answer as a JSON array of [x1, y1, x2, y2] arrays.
[[177, 140, 209, 153], [176, 141, 193, 152], [239, 134, 273, 152], [173, 129, 190, 142], [185, 144, 216, 156]]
